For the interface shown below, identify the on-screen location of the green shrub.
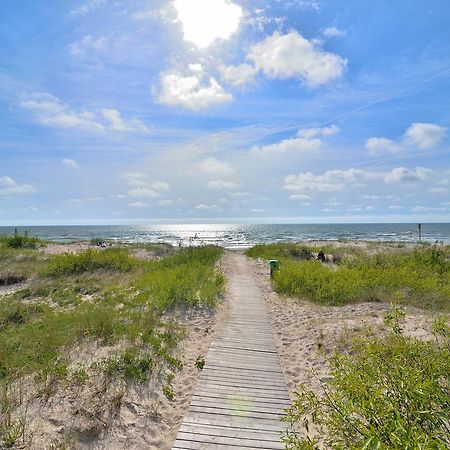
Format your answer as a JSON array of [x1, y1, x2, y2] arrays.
[[44, 248, 136, 276], [3, 231, 44, 249], [283, 307, 450, 449]]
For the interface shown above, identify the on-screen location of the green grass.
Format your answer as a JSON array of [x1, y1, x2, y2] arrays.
[[0, 231, 45, 250], [0, 245, 223, 380], [44, 248, 136, 276], [282, 306, 450, 449], [247, 243, 450, 310], [246, 243, 314, 261], [0, 243, 229, 448], [0, 244, 224, 446]]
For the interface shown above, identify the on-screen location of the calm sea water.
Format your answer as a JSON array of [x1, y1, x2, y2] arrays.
[[1, 224, 449, 248]]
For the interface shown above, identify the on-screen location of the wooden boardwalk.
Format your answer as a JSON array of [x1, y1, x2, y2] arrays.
[[172, 253, 290, 450]]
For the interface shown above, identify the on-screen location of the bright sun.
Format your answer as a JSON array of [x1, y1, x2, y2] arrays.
[[173, 0, 242, 48]]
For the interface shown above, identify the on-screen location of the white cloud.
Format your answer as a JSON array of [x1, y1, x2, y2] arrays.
[[0, 176, 35, 195], [251, 124, 339, 156], [220, 63, 258, 86], [173, 0, 242, 48], [366, 122, 447, 154], [403, 122, 447, 149], [248, 31, 346, 87], [429, 187, 447, 194], [20, 92, 104, 132], [159, 199, 174, 206], [62, 158, 79, 168], [123, 172, 148, 186], [156, 73, 232, 110], [189, 63, 203, 72], [198, 158, 235, 176], [296, 124, 340, 138], [366, 137, 402, 154], [21, 92, 149, 133], [206, 180, 240, 190], [194, 203, 218, 210], [128, 201, 149, 208], [69, 0, 106, 17], [128, 188, 159, 198], [150, 181, 170, 191], [289, 193, 311, 201], [124, 172, 169, 198], [230, 191, 251, 198], [322, 27, 347, 38], [101, 108, 149, 133], [284, 167, 433, 197], [384, 167, 432, 183], [69, 35, 108, 56], [251, 137, 321, 155], [284, 168, 371, 194]]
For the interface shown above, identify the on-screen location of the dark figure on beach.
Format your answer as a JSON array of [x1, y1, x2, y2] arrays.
[[317, 250, 326, 262]]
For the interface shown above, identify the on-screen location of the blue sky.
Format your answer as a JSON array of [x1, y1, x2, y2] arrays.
[[1, 0, 449, 225]]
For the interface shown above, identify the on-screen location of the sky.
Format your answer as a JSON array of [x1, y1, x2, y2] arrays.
[[1, 0, 450, 225]]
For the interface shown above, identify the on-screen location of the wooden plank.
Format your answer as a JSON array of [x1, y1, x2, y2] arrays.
[[173, 438, 278, 450], [202, 371, 284, 388], [192, 394, 290, 407], [194, 386, 291, 401], [182, 413, 285, 431], [171, 253, 290, 449], [188, 405, 285, 420], [189, 399, 289, 414], [175, 431, 284, 449], [179, 422, 282, 440]]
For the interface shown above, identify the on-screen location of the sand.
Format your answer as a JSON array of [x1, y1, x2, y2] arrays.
[[2, 246, 439, 448], [6, 252, 232, 450]]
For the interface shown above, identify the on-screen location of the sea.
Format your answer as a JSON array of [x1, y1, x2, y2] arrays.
[[1, 223, 449, 248]]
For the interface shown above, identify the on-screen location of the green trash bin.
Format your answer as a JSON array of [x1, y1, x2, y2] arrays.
[[269, 259, 279, 278]]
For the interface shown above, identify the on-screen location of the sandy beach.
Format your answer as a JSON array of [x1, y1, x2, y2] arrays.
[[0, 240, 448, 449]]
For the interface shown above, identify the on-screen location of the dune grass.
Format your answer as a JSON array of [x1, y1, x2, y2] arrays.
[[282, 306, 450, 449], [246, 243, 450, 311], [0, 231, 45, 250], [0, 244, 224, 447]]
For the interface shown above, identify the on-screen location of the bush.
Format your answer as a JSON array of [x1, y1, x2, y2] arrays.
[[3, 231, 44, 249], [283, 307, 450, 449]]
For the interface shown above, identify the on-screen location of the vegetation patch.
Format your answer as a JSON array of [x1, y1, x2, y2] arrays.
[[247, 243, 450, 310], [44, 248, 136, 276], [0, 244, 224, 447], [1, 230, 45, 250], [282, 306, 450, 450]]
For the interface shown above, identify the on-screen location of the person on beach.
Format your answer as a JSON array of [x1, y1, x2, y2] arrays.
[[317, 249, 326, 262]]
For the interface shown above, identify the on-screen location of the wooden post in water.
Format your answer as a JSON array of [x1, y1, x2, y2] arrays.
[[418, 223, 422, 243]]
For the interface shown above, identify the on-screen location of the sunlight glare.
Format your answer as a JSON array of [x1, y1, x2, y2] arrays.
[[173, 0, 242, 48]]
